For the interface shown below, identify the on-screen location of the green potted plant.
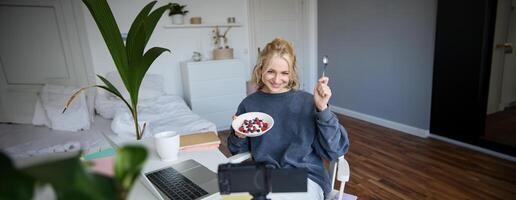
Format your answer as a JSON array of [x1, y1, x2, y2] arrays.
[[0, 145, 147, 200], [64, 0, 170, 140], [168, 3, 188, 25]]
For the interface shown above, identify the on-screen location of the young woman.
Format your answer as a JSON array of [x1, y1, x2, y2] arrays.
[[228, 38, 349, 199]]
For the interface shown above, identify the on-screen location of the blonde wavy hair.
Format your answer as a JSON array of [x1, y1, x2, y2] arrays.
[[251, 38, 300, 90]]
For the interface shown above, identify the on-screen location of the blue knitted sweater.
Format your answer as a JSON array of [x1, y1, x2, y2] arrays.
[[228, 89, 349, 195]]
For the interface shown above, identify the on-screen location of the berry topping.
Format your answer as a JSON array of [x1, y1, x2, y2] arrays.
[[238, 116, 270, 135]]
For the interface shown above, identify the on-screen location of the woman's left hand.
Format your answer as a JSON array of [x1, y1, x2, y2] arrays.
[[314, 76, 332, 111]]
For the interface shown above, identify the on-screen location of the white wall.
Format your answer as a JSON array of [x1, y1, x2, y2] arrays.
[[82, 0, 251, 97]]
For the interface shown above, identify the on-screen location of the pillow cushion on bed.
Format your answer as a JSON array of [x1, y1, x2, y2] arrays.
[[95, 72, 165, 119], [105, 71, 165, 100], [33, 84, 91, 131]]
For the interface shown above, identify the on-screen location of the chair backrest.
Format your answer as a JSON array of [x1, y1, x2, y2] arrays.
[[327, 158, 339, 189]]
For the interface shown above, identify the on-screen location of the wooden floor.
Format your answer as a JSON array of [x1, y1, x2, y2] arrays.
[[218, 114, 516, 199], [484, 106, 516, 148]]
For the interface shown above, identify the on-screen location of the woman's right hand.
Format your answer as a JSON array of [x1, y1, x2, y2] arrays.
[[232, 115, 246, 138]]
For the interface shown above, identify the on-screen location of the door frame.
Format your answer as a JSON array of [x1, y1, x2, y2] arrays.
[[247, 0, 318, 93], [71, 0, 96, 121], [430, 0, 516, 157]]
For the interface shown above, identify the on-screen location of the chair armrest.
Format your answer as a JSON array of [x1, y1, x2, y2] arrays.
[[227, 152, 251, 163], [337, 157, 350, 182]]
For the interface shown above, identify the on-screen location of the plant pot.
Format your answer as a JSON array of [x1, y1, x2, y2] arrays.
[[213, 48, 234, 60], [171, 14, 184, 25]]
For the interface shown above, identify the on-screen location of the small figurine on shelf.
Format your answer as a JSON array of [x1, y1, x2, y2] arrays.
[[168, 3, 188, 25], [212, 26, 233, 60], [192, 52, 202, 62]]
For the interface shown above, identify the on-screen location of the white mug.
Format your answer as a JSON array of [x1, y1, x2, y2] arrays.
[[154, 131, 180, 161]]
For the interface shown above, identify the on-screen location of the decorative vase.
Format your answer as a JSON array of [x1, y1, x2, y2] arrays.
[[213, 48, 234, 60], [171, 14, 184, 25]]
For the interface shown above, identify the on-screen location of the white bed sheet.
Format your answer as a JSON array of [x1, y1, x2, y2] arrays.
[[110, 95, 217, 138], [1, 71, 217, 160], [0, 116, 112, 159]]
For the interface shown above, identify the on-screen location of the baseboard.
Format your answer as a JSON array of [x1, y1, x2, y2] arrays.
[[506, 101, 516, 108], [499, 101, 516, 111], [429, 134, 516, 162], [330, 105, 429, 138]]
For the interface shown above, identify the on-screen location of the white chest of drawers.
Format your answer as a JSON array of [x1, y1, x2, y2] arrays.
[[181, 59, 246, 130]]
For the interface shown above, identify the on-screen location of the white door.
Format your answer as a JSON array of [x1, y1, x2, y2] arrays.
[[249, 0, 309, 89], [500, 0, 516, 108], [0, 0, 93, 123], [487, 0, 515, 114]]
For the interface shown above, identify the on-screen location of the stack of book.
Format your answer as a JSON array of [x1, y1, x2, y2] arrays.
[[83, 148, 115, 176], [180, 131, 221, 152]]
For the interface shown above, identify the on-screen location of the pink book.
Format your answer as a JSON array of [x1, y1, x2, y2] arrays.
[[89, 156, 115, 177], [180, 144, 220, 152]]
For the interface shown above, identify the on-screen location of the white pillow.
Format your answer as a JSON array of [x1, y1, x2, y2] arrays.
[[104, 72, 164, 100], [38, 84, 91, 131]]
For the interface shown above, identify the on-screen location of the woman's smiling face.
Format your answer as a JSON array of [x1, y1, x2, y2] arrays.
[[261, 55, 291, 94]]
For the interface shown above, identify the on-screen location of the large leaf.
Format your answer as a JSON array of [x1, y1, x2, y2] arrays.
[[62, 75, 131, 115], [0, 145, 147, 200], [114, 145, 148, 198], [82, 0, 128, 83], [127, 47, 170, 108], [126, 1, 170, 63], [126, 1, 156, 65], [97, 75, 132, 110], [136, 47, 170, 85], [125, 2, 171, 108], [79, 0, 170, 140], [126, 20, 148, 107], [0, 153, 34, 200], [20, 152, 116, 200], [142, 4, 171, 49]]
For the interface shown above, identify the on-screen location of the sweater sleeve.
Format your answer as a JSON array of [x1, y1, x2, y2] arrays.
[[227, 103, 250, 155], [312, 108, 350, 161]]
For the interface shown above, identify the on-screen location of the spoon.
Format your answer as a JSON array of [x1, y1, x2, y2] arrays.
[[322, 55, 328, 77]]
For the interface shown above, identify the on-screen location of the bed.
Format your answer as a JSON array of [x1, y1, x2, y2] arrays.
[[1, 72, 217, 159], [95, 72, 217, 139]]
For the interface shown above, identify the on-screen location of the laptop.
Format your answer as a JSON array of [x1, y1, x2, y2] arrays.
[[140, 159, 219, 200], [99, 131, 219, 200]]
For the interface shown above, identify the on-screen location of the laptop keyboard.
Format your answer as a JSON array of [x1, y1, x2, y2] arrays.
[[146, 167, 209, 200]]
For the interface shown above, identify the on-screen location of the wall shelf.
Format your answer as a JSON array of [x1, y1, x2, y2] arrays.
[[164, 23, 243, 29]]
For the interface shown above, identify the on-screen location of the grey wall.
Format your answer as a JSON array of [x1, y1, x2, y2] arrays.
[[318, 0, 437, 129]]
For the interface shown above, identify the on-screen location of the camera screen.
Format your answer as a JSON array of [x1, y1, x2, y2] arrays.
[[230, 166, 266, 193], [270, 168, 307, 192], [218, 162, 307, 195], [219, 163, 267, 194]]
